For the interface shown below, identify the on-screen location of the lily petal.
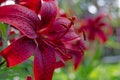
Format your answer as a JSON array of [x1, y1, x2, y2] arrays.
[[48, 17, 79, 41], [17, 0, 42, 14], [56, 50, 72, 63], [94, 15, 104, 23], [88, 30, 96, 40], [0, 5, 40, 38], [61, 27, 80, 42], [68, 49, 83, 70], [33, 48, 44, 80], [64, 39, 86, 69], [40, 17, 67, 40], [0, 36, 36, 67], [39, 1, 57, 29], [42, 17, 78, 41], [54, 41, 72, 62], [34, 40, 56, 80], [55, 61, 65, 68], [96, 29, 107, 43]]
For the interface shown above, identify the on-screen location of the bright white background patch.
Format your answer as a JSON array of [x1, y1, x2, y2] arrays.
[[88, 5, 97, 14], [1, 0, 15, 6]]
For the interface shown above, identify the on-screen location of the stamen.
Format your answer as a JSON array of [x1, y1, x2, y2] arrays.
[[79, 28, 86, 40], [34, 39, 38, 48], [82, 30, 86, 40], [33, 39, 39, 54], [68, 16, 76, 23], [61, 24, 69, 29], [55, 47, 66, 56], [45, 40, 66, 55], [38, 27, 48, 34]]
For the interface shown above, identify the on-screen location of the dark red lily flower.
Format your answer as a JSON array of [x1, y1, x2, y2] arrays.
[[0, 0, 83, 80], [78, 14, 112, 43]]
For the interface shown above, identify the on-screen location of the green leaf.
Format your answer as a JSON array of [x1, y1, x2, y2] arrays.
[[0, 22, 8, 39]]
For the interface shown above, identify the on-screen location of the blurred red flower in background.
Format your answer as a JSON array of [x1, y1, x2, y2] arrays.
[[78, 14, 112, 43]]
